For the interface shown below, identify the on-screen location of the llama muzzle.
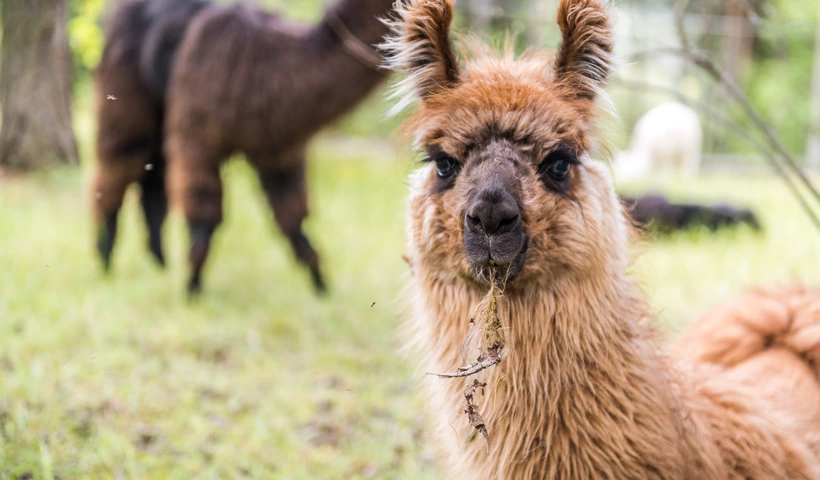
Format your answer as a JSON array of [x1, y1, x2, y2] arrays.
[[463, 161, 527, 283]]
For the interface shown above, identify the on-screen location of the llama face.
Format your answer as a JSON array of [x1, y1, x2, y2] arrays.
[[405, 83, 619, 287], [386, 0, 618, 288]]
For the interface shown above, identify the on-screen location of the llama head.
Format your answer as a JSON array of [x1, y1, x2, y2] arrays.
[[385, 0, 627, 290]]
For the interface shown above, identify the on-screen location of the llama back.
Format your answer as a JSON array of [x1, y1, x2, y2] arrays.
[[674, 286, 820, 465], [139, 0, 211, 100], [98, 0, 210, 103]]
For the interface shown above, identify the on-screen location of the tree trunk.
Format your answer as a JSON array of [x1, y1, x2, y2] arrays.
[[722, 0, 752, 87], [0, 0, 79, 171], [807, 15, 820, 169]]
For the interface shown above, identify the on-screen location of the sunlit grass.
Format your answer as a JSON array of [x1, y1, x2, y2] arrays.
[[0, 140, 436, 479], [620, 176, 820, 331], [1, 132, 819, 478]]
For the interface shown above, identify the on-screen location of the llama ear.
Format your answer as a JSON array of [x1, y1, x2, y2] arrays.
[[382, 0, 460, 108], [553, 0, 613, 103]]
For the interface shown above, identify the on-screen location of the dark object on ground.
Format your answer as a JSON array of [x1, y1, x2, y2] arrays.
[[621, 194, 762, 233], [92, 0, 395, 295]]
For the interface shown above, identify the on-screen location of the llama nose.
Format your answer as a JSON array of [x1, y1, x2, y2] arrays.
[[465, 189, 520, 236]]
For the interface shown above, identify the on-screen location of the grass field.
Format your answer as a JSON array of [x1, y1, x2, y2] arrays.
[[1, 92, 820, 479]]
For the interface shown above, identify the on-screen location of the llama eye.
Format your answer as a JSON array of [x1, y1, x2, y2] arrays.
[[547, 159, 571, 180], [435, 157, 458, 178], [539, 146, 578, 185]]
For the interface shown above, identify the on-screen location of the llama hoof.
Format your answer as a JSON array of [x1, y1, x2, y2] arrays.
[[97, 242, 113, 272], [149, 244, 166, 268], [96, 213, 118, 272], [187, 277, 202, 299], [187, 223, 215, 298], [310, 267, 327, 295], [99, 254, 113, 273]]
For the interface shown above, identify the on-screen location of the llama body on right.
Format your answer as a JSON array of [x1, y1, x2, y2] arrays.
[[385, 0, 820, 477]]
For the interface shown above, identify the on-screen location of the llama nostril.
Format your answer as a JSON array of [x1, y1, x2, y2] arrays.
[[466, 198, 521, 235], [497, 214, 519, 232], [466, 214, 482, 231], [483, 211, 517, 235]]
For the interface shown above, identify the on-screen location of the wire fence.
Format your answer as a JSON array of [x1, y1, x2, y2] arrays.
[[455, 0, 820, 171]]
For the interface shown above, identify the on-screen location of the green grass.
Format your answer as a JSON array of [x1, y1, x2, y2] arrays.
[[620, 177, 820, 331], [0, 140, 437, 479], [1, 124, 819, 478]]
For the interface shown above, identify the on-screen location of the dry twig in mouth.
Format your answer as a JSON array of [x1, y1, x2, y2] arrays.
[[464, 379, 490, 454], [428, 271, 506, 378], [426, 269, 509, 453], [428, 342, 502, 378]]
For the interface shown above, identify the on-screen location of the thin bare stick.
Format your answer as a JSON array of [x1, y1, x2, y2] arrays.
[[429, 343, 503, 378], [665, 5, 820, 218], [613, 78, 767, 152], [674, 0, 693, 52], [630, 48, 820, 231]]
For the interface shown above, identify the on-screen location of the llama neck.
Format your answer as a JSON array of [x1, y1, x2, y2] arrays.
[[318, 0, 395, 46], [412, 261, 687, 477], [294, 0, 392, 129]]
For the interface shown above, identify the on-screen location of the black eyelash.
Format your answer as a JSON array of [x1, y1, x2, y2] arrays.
[[538, 145, 580, 168], [422, 145, 461, 192], [421, 145, 455, 165]]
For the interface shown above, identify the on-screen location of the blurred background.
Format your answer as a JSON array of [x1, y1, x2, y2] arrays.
[[0, 0, 819, 478]]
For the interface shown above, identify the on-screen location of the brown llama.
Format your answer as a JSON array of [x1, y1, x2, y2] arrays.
[[165, 0, 399, 294], [621, 193, 761, 233], [93, 0, 396, 294], [384, 0, 820, 478], [93, 0, 210, 270]]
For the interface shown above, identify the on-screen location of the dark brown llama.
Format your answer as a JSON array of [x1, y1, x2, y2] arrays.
[[92, 0, 395, 294], [93, 0, 210, 270], [166, 0, 396, 294], [621, 193, 762, 233]]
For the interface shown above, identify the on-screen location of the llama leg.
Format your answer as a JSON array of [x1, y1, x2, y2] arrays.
[[257, 159, 326, 294], [139, 156, 168, 267], [94, 59, 161, 271], [168, 144, 224, 296], [96, 205, 119, 271], [184, 169, 223, 296], [91, 157, 145, 271]]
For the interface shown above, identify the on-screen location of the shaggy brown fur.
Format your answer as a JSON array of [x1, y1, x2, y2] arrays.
[[165, 0, 397, 294], [384, 0, 820, 478], [93, 0, 395, 294], [92, 0, 209, 270]]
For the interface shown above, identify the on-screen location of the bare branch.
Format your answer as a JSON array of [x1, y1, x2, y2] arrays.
[[612, 78, 820, 231], [428, 343, 503, 378], [675, 0, 694, 52], [669, 2, 820, 227], [629, 44, 820, 231]]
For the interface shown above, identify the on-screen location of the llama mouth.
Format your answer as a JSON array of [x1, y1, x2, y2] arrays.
[[471, 237, 528, 286]]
